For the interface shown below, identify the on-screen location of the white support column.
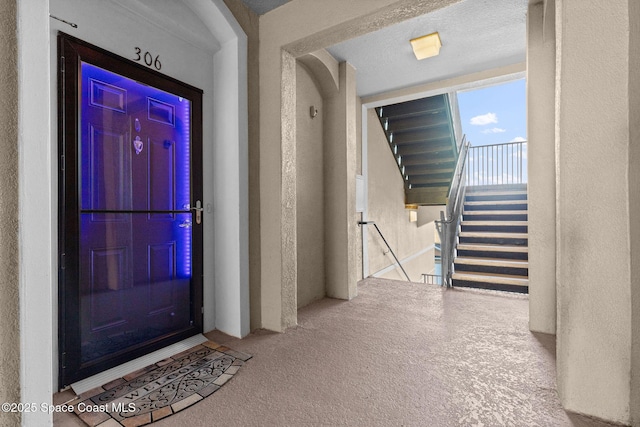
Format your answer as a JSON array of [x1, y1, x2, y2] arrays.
[[325, 61, 358, 300], [555, 0, 632, 423], [361, 103, 370, 278], [628, 0, 640, 424], [18, 0, 53, 425], [527, 0, 557, 334]]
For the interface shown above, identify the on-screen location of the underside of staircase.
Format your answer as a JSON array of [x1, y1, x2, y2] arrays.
[[452, 184, 529, 293], [375, 94, 459, 206]]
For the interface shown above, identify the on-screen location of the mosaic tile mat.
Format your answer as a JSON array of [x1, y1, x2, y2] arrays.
[[71, 341, 252, 427]]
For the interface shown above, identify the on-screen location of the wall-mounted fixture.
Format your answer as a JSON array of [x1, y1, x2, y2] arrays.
[[310, 106, 318, 118], [410, 32, 442, 60], [406, 204, 419, 223]]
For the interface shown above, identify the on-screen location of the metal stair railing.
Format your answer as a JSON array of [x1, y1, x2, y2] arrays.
[[358, 221, 411, 282], [466, 141, 528, 186], [421, 273, 441, 285], [435, 135, 470, 287]]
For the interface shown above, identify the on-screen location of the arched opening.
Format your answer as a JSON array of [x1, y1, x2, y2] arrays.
[[295, 52, 340, 310]]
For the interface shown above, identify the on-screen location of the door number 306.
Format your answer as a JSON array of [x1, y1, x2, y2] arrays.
[[134, 47, 161, 70]]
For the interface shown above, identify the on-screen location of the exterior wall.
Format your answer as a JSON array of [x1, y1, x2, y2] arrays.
[[527, 0, 557, 334], [257, 0, 461, 331], [12, 0, 248, 423], [49, 0, 219, 382], [324, 61, 358, 300], [629, 0, 640, 424], [296, 62, 325, 308], [366, 109, 435, 283], [555, 0, 632, 423], [18, 0, 53, 424], [0, 2, 21, 426], [222, 0, 262, 332], [50, 1, 250, 334]]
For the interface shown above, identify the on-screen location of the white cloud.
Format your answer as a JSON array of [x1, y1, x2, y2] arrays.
[[470, 112, 498, 126], [481, 127, 506, 134], [512, 150, 527, 159], [510, 136, 526, 142]]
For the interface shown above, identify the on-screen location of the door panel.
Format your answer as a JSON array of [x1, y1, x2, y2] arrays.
[[83, 125, 131, 211], [79, 212, 192, 364], [59, 34, 203, 387]]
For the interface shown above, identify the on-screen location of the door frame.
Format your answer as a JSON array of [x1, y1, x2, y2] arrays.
[[57, 33, 204, 388]]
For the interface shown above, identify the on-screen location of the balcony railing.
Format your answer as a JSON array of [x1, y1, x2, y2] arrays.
[[466, 141, 527, 186]]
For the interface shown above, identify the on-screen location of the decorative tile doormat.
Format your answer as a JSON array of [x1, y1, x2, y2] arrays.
[[72, 341, 251, 427]]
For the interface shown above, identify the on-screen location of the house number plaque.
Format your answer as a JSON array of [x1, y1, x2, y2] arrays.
[[134, 47, 162, 70]]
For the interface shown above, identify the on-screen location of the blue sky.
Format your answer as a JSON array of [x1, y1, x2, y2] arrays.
[[457, 79, 526, 147]]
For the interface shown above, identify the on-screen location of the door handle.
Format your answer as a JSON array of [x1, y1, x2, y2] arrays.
[[191, 200, 203, 224]]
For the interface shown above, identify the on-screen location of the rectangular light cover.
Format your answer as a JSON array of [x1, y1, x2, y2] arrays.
[[410, 32, 442, 60]]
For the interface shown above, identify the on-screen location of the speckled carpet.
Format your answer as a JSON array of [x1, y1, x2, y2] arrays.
[[71, 341, 251, 427]]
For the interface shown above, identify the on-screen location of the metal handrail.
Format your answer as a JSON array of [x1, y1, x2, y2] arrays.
[[447, 135, 470, 218], [435, 135, 471, 287], [421, 273, 442, 285], [466, 141, 527, 186], [359, 221, 411, 282]]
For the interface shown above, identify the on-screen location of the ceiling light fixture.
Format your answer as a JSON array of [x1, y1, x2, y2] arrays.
[[410, 32, 442, 60]]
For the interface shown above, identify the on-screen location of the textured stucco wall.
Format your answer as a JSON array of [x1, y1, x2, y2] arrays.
[[629, 0, 640, 424], [555, 0, 632, 423], [258, 0, 462, 331], [223, 0, 262, 331], [0, 1, 20, 426], [296, 62, 325, 308], [324, 61, 358, 300], [527, 0, 557, 334], [367, 109, 435, 282]]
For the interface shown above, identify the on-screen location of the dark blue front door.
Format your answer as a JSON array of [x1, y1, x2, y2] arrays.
[[58, 34, 204, 387], [79, 63, 193, 363]]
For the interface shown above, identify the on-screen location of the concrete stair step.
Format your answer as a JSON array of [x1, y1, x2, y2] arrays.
[[465, 200, 529, 206], [465, 190, 528, 197], [465, 191, 528, 202], [466, 184, 527, 193], [464, 200, 528, 211], [454, 257, 528, 276], [461, 220, 528, 226], [463, 210, 528, 216], [455, 244, 528, 260], [459, 231, 528, 239], [456, 243, 528, 253], [458, 231, 528, 246], [452, 272, 529, 293], [462, 210, 528, 222], [455, 257, 528, 268], [460, 220, 528, 233]]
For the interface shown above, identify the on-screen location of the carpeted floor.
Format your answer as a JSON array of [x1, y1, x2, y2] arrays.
[[55, 278, 618, 426]]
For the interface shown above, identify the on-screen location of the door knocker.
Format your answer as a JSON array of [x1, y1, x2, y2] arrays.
[[133, 136, 143, 155]]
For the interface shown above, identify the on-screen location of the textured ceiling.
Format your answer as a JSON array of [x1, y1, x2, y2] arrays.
[[240, 0, 291, 15], [326, 0, 527, 98]]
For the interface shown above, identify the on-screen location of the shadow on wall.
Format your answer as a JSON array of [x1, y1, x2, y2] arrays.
[[418, 205, 444, 227]]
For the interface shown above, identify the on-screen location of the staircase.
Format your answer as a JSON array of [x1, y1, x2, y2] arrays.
[[375, 94, 460, 206], [451, 184, 528, 293]]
